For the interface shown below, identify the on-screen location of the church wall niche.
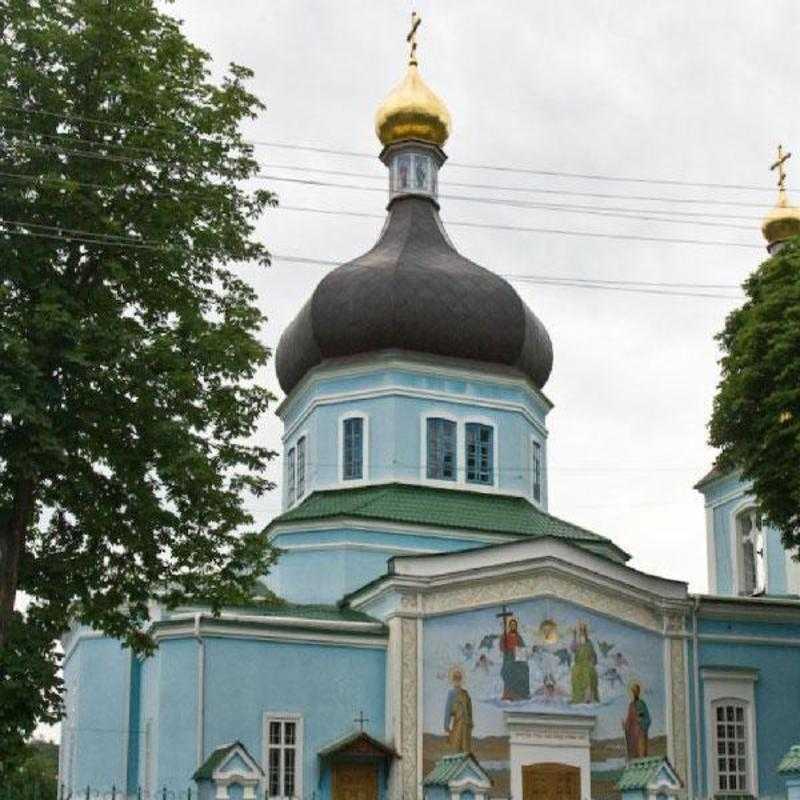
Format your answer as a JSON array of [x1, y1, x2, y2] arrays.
[[422, 598, 667, 800]]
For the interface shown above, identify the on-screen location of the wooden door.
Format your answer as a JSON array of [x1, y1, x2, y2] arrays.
[[522, 762, 580, 800], [332, 763, 379, 800]]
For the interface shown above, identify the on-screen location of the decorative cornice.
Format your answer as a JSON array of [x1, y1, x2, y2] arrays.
[[277, 349, 552, 422]]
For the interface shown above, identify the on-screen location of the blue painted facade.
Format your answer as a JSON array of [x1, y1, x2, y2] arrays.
[[59, 41, 800, 800]]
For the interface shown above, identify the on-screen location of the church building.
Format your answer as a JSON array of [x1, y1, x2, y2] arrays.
[[59, 17, 800, 800]]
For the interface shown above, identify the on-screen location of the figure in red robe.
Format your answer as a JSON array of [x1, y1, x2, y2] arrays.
[[499, 617, 530, 700]]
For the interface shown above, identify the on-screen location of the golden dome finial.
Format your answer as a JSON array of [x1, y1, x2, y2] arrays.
[[375, 12, 451, 148], [762, 144, 800, 249]]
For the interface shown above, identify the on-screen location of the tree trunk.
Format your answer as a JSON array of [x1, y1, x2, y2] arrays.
[[0, 477, 35, 650]]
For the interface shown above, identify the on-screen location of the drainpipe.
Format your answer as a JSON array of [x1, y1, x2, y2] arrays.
[[692, 596, 703, 798], [194, 613, 205, 767]]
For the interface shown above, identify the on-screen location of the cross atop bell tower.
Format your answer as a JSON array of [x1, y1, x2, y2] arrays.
[[771, 144, 792, 192], [407, 11, 421, 66]]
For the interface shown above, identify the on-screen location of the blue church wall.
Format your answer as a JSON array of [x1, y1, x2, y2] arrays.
[[421, 598, 667, 799], [280, 362, 550, 511], [269, 527, 492, 604], [202, 636, 386, 798], [153, 638, 199, 790], [62, 636, 131, 792], [695, 636, 800, 798]]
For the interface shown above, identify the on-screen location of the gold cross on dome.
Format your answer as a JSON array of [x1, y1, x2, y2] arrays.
[[407, 11, 421, 66], [771, 144, 792, 191]]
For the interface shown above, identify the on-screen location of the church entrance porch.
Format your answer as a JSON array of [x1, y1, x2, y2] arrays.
[[317, 730, 398, 800], [522, 763, 580, 800], [331, 763, 378, 800], [506, 711, 595, 800]]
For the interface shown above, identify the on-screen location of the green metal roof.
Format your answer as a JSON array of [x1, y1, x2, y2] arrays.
[[268, 483, 628, 562], [423, 753, 489, 787], [779, 744, 800, 775], [617, 757, 680, 791], [193, 741, 262, 781]]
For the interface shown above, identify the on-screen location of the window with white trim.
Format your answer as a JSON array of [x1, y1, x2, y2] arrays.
[[287, 447, 296, 506], [736, 507, 765, 595], [426, 418, 456, 480], [295, 436, 306, 500], [532, 440, 542, 502], [712, 701, 750, 794], [266, 715, 302, 799], [342, 417, 364, 480], [465, 423, 494, 485]]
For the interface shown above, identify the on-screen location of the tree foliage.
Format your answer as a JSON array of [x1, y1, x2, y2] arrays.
[[0, 0, 278, 751], [710, 238, 800, 552]]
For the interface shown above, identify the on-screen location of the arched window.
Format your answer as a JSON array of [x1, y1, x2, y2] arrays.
[[342, 417, 364, 480], [426, 417, 456, 480], [532, 440, 542, 502], [736, 507, 765, 595], [296, 436, 306, 500], [465, 423, 494, 485]]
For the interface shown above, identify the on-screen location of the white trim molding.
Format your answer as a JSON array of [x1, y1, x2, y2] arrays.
[[700, 667, 759, 798], [276, 350, 553, 423]]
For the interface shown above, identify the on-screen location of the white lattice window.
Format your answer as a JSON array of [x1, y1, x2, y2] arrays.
[[702, 668, 758, 798], [264, 714, 303, 800], [712, 701, 750, 794]]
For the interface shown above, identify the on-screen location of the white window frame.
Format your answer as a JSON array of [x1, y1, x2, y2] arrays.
[[421, 412, 460, 485], [531, 437, 544, 505], [463, 415, 498, 487], [729, 499, 766, 596], [263, 712, 303, 800], [701, 668, 758, 798], [338, 412, 369, 483], [295, 434, 307, 501], [286, 447, 296, 507], [285, 430, 309, 509], [420, 413, 502, 493]]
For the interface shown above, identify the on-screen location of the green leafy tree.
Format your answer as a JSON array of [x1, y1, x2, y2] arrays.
[[0, 0, 278, 751], [710, 238, 800, 552], [0, 738, 59, 799]]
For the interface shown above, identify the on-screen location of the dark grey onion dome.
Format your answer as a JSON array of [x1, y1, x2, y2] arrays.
[[275, 196, 553, 394]]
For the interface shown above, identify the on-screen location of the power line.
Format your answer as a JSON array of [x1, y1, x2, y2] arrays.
[[258, 174, 757, 229], [276, 204, 762, 249], [260, 165, 771, 210], [1, 101, 777, 192], [249, 140, 776, 193], [272, 253, 741, 292], [0, 224, 744, 300], [0, 166, 760, 230]]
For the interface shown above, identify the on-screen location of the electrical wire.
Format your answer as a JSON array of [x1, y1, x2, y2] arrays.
[[275, 204, 761, 249], [0, 221, 745, 299], [0, 101, 777, 192]]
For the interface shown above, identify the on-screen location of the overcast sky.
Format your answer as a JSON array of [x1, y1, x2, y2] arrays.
[[155, 0, 800, 594]]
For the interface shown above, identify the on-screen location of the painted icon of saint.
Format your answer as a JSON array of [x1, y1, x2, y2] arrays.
[[499, 617, 530, 700], [622, 682, 651, 759], [444, 667, 473, 753], [570, 622, 600, 704]]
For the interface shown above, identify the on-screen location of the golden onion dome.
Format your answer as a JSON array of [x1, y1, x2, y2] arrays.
[[762, 189, 800, 247], [375, 62, 451, 148]]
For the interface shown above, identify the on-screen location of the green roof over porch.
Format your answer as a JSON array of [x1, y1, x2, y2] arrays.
[[267, 483, 629, 563]]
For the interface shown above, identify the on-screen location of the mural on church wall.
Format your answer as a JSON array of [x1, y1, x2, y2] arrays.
[[422, 598, 667, 799]]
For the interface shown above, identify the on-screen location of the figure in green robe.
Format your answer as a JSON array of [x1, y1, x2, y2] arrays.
[[570, 622, 600, 704]]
